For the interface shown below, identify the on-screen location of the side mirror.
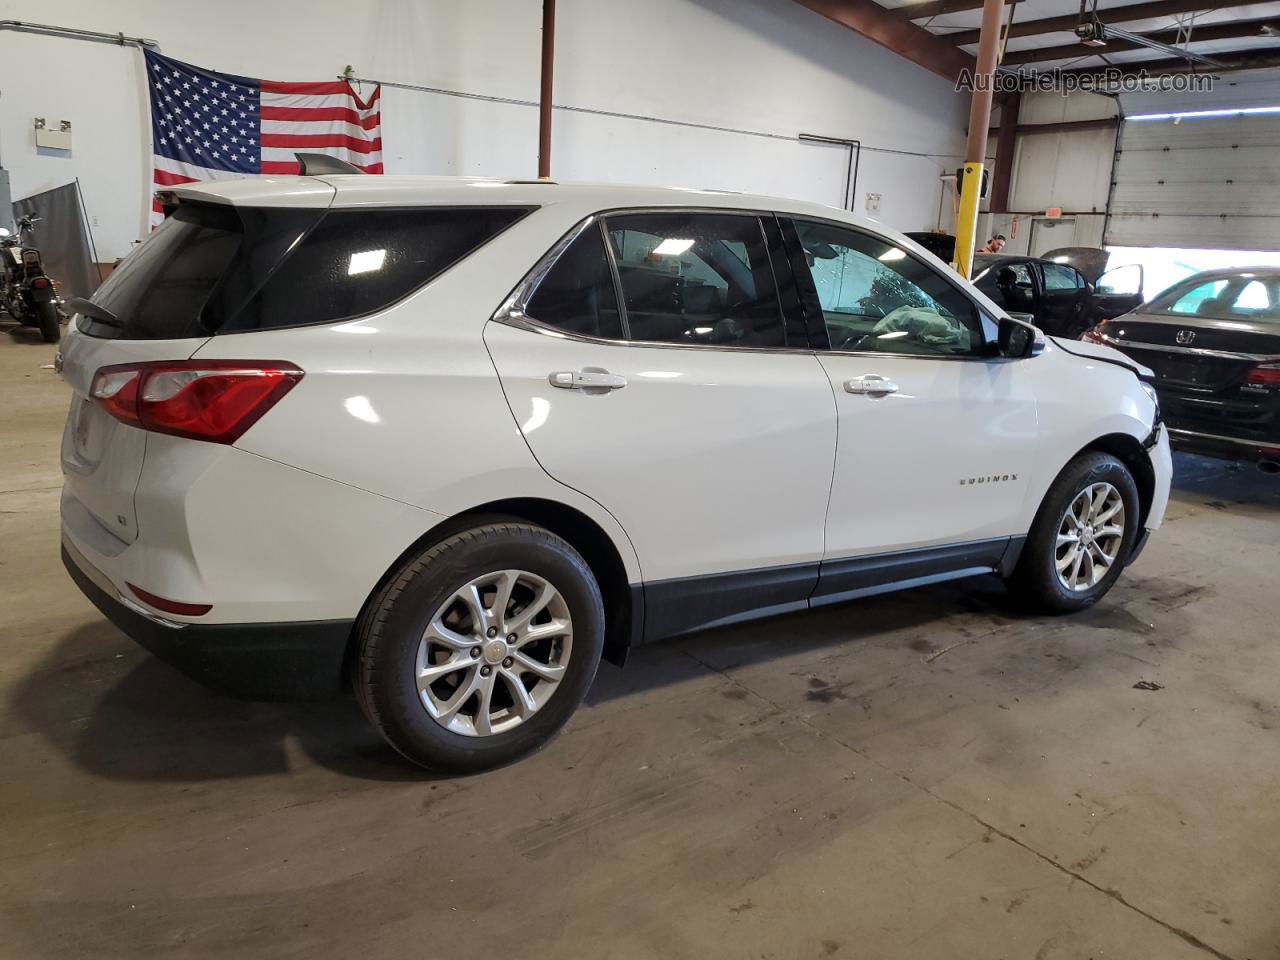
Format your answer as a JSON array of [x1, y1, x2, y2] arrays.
[[998, 316, 1041, 358]]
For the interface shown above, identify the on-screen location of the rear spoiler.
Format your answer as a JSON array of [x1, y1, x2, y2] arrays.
[[295, 152, 366, 176]]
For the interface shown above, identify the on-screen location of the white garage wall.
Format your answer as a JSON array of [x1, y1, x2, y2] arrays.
[[982, 91, 1118, 257], [1108, 113, 1280, 251], [0, 0, 968, 260]]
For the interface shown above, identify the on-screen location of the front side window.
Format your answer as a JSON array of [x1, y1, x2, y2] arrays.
[[788, 220, 982, 356], [604, 212, 785, 347], [1041, 263, 1083, 290]]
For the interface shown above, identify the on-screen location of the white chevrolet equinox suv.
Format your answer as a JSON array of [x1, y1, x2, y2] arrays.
[[59, 176, 1171, 772]]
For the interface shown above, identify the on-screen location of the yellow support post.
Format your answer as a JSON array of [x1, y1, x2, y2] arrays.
[[954, 161, 985, 280], [953, 0, 1005, 280]]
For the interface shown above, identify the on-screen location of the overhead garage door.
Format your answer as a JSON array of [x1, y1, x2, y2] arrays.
[[1107, 112, 1280, 251]]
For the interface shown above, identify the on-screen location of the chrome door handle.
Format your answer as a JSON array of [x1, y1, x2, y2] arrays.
[[549, 369, 628, 391], [844, 375, 899, 395]]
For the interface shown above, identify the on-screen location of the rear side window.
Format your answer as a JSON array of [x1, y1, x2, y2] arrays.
[[226, 207, 530, 333], [83, 204, 531, 339]]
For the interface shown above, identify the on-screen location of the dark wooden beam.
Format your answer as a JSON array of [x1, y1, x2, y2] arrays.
[[989, 91, 1020, 214], [893, 0, 1017, 20], [989, 117, 1120, 135], [1058, 45, 1280, 78], [947, 0, 1242, 45], [791, 0, 976, 82], [537, 0, 555, 178], [1002, 17, 1280, 64]]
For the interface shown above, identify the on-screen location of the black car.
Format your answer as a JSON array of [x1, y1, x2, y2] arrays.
[[971, 249, 1143, 338], [1084, 268, 1280, 470]]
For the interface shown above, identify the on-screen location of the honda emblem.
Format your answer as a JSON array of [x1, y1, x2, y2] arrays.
[[1175, 329, 1196, 345]]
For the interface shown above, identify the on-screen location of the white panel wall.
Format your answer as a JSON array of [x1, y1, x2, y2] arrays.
[[1108, 114, 1280, 251], [1009, 92, 1117, 216], [0, 0, 968, 259]]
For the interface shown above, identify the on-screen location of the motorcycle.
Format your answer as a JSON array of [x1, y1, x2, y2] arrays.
[[0, 213, 61, 343]]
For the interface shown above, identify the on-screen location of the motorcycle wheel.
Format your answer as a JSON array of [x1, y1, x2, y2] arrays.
[[36, 300, 60, 343]]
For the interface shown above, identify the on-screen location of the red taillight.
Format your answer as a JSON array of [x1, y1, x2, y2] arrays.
[[1246, 364, 1280, 386], [126, 583, 212, 617], [90, 361, 303, 443], [31, 277, 51, 289]]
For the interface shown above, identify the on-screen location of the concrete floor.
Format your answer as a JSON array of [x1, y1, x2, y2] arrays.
[[2, 325, 1278, 960]]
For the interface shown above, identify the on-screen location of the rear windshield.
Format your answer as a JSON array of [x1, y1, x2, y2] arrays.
[[1141, 274, 1280, 324], [83, 202, 533, 339]]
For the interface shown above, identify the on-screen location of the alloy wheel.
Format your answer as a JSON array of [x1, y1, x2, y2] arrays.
[[1055, 482, 1126, 592], [415, 569, 572, 737]]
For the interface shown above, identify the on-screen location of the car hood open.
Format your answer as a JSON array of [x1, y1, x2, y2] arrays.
[[1041, 247, 1111, 284]]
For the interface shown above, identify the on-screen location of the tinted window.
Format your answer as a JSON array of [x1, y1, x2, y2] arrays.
[[604, 213, 785, 347], [228, 207, 530, 332], [88, 203, 243, 340], [1042, 263, 1083, 290], [790, 220, 982, 357], [524, 224, 623, 339], [83, 204, 530, 339]]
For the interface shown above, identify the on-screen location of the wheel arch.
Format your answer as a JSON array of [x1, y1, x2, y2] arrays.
[[1076, 432, 1156, 528], [348, 497, 640, 675]]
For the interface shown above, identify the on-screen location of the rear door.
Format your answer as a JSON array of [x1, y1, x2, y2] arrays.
[[485, 210, 837, 637], [1035, 261, 1090, 337]]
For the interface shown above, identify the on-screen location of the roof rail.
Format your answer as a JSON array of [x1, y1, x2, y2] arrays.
[[295, 153, 366, 176]]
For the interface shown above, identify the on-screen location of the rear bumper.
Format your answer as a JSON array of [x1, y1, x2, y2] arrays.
[[1167, 425, 1280, 463], [63, 540, 352, 700]]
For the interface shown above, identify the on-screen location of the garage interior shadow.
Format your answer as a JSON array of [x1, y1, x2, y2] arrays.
[[10, 453, 1275, 785]]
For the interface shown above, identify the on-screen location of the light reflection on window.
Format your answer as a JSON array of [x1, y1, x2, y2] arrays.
[[348, 249, 387, 276]]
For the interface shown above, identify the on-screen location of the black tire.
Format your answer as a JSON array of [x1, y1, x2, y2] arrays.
[[36, 300, 60, 343], [356, 521, 604, 773], [1012, 451, 1141, 613]]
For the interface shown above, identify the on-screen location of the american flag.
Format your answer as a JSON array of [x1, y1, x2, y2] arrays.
[[145, 50, 382, 224]]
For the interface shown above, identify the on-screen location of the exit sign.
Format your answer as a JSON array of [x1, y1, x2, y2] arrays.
[[1045, 207, 1063, 219]]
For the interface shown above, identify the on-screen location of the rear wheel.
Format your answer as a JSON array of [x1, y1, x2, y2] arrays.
[[356, 521, 604, 773], [36, 300, 59, 343], [1012, 452, 1140, 613]]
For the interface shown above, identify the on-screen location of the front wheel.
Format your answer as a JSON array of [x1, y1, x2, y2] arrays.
[[356, 521, 604, 773], [36, 300, 59, 343], [1012, 452, 1140, 613]]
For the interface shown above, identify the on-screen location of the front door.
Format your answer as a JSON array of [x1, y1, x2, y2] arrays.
[[486, 211, 837, 638], [780, 217, 1039, 601], [1089, 263, 1145, 324]]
